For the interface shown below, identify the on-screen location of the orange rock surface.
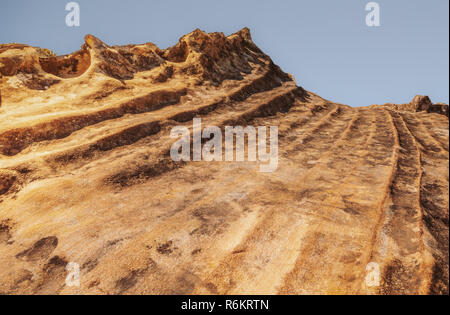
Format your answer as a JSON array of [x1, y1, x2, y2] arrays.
[[0, 28, 448, 295]]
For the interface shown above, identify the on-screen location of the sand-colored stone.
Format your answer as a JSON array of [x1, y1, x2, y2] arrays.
[[0, 28, 448, 295]]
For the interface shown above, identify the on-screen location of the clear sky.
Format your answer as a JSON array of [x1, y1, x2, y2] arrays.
[[0, 0, 448, 106]]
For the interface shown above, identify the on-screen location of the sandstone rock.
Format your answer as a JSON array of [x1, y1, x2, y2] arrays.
[[369, 95, 448, 117], [429, 102, 449, 117], [0, 28, 448, 295], [411, 95, 433, 112]]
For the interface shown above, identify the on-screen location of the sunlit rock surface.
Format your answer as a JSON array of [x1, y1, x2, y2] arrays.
[[0, 29, 448, 295]]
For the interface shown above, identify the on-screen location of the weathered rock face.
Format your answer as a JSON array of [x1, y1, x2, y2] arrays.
[[0, 28, 448, 295], [369, 95, 449, 117], [411, 95, 433, 112], [429, 103, 450, 117]]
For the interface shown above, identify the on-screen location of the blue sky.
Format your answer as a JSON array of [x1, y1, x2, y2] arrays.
[[0, 0, 448, 106]]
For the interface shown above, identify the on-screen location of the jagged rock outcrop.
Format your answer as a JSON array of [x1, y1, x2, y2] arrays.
[[370, 95, 449, 117], [0, 28, 448, 295]]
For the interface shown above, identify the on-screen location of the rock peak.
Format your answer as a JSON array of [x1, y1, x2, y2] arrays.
[[84, 34, 108, 50], [234, 27, 253, 41]]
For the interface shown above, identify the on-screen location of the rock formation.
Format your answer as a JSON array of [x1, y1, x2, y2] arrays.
[[0, 28, 448, 295], [369, 95, 449, 117]]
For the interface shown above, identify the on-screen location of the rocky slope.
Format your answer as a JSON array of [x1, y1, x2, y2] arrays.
[[0, 28, 448, 295]]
